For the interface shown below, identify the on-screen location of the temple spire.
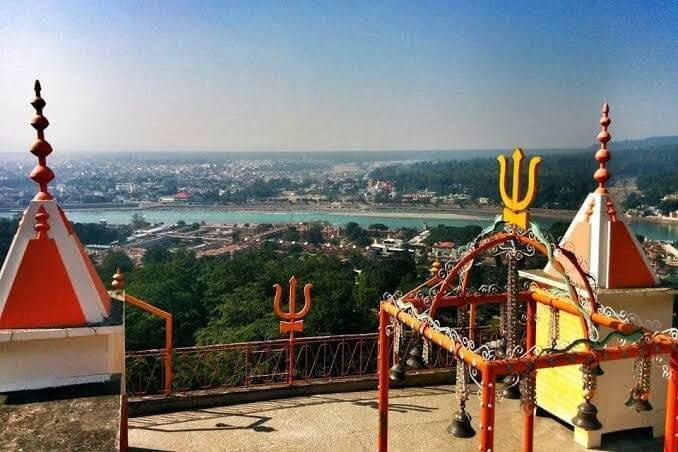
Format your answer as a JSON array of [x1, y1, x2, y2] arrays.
[[29, 80, 55, 200], [594, 103, 611, 194]]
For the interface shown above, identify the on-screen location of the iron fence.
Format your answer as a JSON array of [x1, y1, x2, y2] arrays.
[[126, 327, 500, 397]]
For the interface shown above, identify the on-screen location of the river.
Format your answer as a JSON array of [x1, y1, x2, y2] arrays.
[[1, 207, 675, 241]]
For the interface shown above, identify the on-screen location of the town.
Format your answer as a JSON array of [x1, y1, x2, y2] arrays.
[[1, 148, 677, 224]]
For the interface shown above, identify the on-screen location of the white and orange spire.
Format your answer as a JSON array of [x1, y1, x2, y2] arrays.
[[550, 103, 658, 289], [0, 81, 112, 328]]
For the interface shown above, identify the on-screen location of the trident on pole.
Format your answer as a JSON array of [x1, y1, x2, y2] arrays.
[[497, 148, 542, 229], [273, 276, 312, 384]]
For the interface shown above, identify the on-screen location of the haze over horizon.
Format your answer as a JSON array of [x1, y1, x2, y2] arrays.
[[1, 1, 677, 153]]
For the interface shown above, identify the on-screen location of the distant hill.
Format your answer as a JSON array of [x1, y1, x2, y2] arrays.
[[611, 135, 678, 151], [369, 137, 678, 210], [0, 135, 677, 164]]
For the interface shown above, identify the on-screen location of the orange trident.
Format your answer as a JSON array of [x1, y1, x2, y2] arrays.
[[273, 276, 312, 334], [273, 276, 312, 384]]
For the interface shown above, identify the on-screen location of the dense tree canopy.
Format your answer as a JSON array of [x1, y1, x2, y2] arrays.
[[112, 244, 422, 350], [424, 225, 483, 245], [370, 144, 678, 209], [0, 218, 19, 262]]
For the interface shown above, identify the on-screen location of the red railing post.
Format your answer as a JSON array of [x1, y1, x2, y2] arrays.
[[164, 316, 173, 394], [665, 349, 678, 452], [123, 294, 173, 395], [522, 297, 537, 452], [288, 329, 295, 385], [244, 344, 250, 388], [479, 367, 496, 452], [378, 305, 390, 452]]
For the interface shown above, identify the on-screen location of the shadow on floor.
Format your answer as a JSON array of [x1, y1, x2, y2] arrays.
[[130, 386, 453, 431], [133, 413, 276, 433], [130, 448, 171, 452], [352, 400, 437, 413]]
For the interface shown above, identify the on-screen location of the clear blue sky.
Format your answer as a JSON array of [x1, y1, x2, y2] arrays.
[[1, 1, 676, 152]]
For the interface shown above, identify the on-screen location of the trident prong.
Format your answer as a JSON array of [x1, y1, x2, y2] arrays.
[[497, 148, 542, 229], [273, 276, 312, 333]]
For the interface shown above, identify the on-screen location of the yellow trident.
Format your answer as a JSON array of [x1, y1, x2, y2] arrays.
[[273, 276, 312, 334], [497, 148, 542, 229]]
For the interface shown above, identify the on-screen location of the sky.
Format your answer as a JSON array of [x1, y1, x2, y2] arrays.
[[0, 1, 676, 153]]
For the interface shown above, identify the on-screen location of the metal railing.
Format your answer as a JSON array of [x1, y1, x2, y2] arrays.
[[126, 327, 500, 397]]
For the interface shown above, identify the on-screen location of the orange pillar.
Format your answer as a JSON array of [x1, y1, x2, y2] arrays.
[[522, 298, 537, 452], [378, 306, 390, 452], [119, 394, 128, 451], [665, 350, 678, 452], [288, 329, 295, 385], [164, 316, 173, 394], [479, 367, 496, 452]]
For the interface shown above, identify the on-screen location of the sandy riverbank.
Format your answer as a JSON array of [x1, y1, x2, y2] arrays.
[[2, 202, 673, 225]]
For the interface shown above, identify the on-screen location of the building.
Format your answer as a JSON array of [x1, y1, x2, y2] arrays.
[[431, 241, 457, 260], [0, 81, 125, 450], [521, 104, 673, 448]]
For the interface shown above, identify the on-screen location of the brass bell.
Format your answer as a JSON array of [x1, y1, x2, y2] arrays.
[[494, 340, 506, 360], [448, 409, 476, 438], [625, 391, 653, 412], [501, 375, 522, 399], [590, 363, 604, 377], [406, 343, 425, 369], [571, 400, 602, 431], [389, 360, 407, 383]]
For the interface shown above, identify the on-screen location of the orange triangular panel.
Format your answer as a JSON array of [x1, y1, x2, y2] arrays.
[[0, 238, 86, 328], [607, 222, 657, 288]]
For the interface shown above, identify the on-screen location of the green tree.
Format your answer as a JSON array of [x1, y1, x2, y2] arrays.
[[281, 226, 300, 242], [125, 251, 206, 349], [303, 223, 324, 245], [0, 217, 19, 263], [424, 225, 482, 246], [548, 222, 569, 242], [98, 250, 134, 282], [143, 246, 171, 265]]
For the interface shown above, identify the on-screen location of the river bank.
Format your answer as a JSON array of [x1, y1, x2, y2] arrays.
[[3, 200, 672, 225], [1, 204, 674, 241]]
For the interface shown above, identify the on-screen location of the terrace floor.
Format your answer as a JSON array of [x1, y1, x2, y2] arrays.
[[129, 385, 663, 451]]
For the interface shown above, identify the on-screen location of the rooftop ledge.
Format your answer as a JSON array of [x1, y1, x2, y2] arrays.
[[519, 269, 677, 295], [0, 324, 123, 343]]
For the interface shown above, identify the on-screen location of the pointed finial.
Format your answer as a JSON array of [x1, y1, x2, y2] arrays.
[[29, 79, 55, 200], [594, 103, 612, 194], [112, 268, 126, 290], [431, 259, 442, 277], [33, 206, 50, 239]]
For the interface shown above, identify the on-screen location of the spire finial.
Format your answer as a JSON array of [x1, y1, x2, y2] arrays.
[[112, 268, 126, 291], [33, 206, 50, 239], [29, 79, 55, 200], [594, 103, 612, 194]]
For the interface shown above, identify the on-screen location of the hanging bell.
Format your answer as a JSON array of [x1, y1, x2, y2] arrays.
[[501, 375, 522, 399], [389, 360, 407, 383], [406, 343, 425, 369], [571, 400, 602, 431], [590, 363, 604, 377], [625, 391, 653, 412], [494, 339, 506, 360], [447, 409, 476, 438], [629, 397, 653, 412]]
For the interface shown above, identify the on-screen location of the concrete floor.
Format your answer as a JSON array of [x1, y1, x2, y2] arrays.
[[129, 385, 663, 452]]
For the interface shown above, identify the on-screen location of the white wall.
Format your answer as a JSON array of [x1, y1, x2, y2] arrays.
[[0, 326, 123, 392]]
